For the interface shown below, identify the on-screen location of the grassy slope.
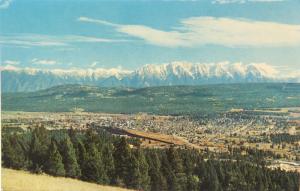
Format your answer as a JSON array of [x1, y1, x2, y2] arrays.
[[1, 168, 133, 191], [2, 83, 300, 114]]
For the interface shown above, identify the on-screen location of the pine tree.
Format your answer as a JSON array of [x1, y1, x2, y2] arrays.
[[83, 129, 108, 183], [206, 162, 221, 191], [127, 154, 141, 189], [186, 151, 201, 191], [125, 149, 151, 190], [187, 175, 200, 191], [2, 135, 28, 169], [113, 137, 132, 186], [76, 139, 86, 169], [146, 150, 168, 191], [136, 148, 150, 191], [166, 147, 185, 191], [2, 136, 13, 167], [161, 151, 179, 191], [102, 144, 115, 184], [182, 150, 195, 175], [84, 128, 98, 145], [60, 135, 81, 178], [45, 139, 65, 176], [82, 142, 108, 184], [29, 133, 47, 172], [169, 147, 184, 173], [32, 126, 50, 147], [68, 127, 77, 145]]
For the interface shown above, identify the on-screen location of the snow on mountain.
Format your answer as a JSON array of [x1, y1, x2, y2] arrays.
[[126, 61, 280, 86], [1, 65, 131, 80], [1, 61, 296, 92], [131, 61, 278, 80]]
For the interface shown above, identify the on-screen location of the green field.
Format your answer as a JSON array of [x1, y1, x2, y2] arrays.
[[2, 83, 300, 115]]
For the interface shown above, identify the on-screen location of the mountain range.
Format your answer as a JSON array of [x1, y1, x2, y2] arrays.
[[3, 83, 300, 113], [2, 61, 298, 92]]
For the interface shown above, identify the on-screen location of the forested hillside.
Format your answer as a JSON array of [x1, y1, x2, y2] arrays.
[[2, 126, 299, 191], [2, 83, 300, 114]]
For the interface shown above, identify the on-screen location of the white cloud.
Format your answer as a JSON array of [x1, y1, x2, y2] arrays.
[[78, 17, 119, 27], [31, 58, 58, 65], [0, 35, 67, 47], [78, 16, 300, 48], [0, 0, 12, 9], [212, 0, 285, 4], [90, 61, 98, 67], [62, 35, 126, 43], [78, 17, 184, 47], [0, 34, 127, 47], [3, 60, 20, 65]]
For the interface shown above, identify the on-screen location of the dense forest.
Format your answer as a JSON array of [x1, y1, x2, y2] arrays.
[[2, 127, 299, 191], [270, 133, 300, 144]]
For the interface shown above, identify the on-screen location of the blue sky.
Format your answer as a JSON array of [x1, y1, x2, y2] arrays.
[[1, 0, 300, 73]]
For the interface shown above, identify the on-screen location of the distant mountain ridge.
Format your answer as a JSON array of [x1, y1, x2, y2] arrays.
[[1, 61, 297, 92], [3, 83, 300, 114]]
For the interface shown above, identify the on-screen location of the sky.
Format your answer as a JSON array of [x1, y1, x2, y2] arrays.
[[0, 0, 300, 74]]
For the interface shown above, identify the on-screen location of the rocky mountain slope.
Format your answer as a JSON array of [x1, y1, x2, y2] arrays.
[[2, 62, 294, 92]]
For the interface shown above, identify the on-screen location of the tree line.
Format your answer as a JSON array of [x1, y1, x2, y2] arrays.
[[2, 126, 299, 191], [270, 133, 300, 144]]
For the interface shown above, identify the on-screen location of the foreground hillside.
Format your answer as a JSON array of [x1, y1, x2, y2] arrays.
[[2, 83, 300, 114], [2, 127, 299, 191], [1, 168, 133, 191]]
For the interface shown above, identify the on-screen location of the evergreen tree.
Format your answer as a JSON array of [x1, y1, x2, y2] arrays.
[[186, 175, 200, 191], [167, 147, 183, 174], [81, 142, 108, 184], [29, 133, 47, 172], [76, 139, 87, 169], [45, 139, 65, 176], [32, 126, 50, 146], [113, 137, 132, 186], [127, 154, 141, 189], [127, 148, 151, 190], [2, 126, 300, 191], [84, 128, 98, 145], [136, 148, 150, 191], [146, 150, 168, 191], [68, 127, 77, 145], [102, 144, 115, 184], [201, 162, 221, 191], [166, 147, 185, 191], [161, 151, 179, 191], [60, 135, 81, 178], [2, 135, 28, 169]]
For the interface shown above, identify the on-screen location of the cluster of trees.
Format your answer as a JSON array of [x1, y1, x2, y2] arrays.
[[270, 133, 300, 144], [2, 127, 299, 191]]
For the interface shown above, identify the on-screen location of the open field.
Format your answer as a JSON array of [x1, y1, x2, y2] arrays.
[[1, 168, 133, 191], [124, 129, 191, 146]]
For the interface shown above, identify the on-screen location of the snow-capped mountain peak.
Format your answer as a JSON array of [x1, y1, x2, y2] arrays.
[[1, 61, 296, 92]]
